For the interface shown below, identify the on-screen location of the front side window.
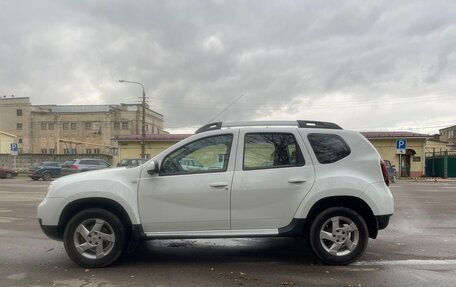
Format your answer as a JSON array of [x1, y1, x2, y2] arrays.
[[307, 133, 351, 164], [161, 134, 233, 175], [243, 133, 305, 170]]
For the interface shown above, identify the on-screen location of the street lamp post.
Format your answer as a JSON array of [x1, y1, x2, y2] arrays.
[[119, 79, 147, 159]]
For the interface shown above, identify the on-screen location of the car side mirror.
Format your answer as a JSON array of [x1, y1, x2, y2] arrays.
[[147, 160, 160, 175]]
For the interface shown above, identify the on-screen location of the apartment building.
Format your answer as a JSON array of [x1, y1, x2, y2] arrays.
[[0, 97, 164, 154], [440, 125, 456, 145]]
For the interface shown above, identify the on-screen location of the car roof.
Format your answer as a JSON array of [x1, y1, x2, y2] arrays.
[[195, 120, 342, 134]]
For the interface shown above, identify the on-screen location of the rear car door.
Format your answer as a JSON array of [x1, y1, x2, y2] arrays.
[[231, 129, 315, 229]]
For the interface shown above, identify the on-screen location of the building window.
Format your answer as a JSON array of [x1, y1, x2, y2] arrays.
[[41, 123, 47, 130], [94, 148, 100, 154], [122, 122, 129, 129], [16, 123, 22, 130], [49, 149, 55, 154], [63, 148, 69, 154], [16, 109, 22, 116], [71, 122, 77, 130], [63, 123, 69, 130], [18, 138, 22, 143], [41, 149, 47, 154], [85, 122, 92, 130], [114, 122, 120, 130], [86, 149, 92, 154], [145, 124, 149, 132], [151, 126, 154, 134], [48, 123, 55, 130]]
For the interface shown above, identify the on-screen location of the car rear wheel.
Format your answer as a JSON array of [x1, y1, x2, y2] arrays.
[[63, 208, 127, 268], [42, 172, 52, 181], [5, 172, 13, 179], [309, 207, 368, 265]]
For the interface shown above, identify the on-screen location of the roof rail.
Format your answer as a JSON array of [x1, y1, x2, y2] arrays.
[[297, 120, 342, 130], [195, 120, 342, 134], [194, 122, 223, 134]]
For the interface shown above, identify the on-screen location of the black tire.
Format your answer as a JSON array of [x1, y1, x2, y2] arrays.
[[392, 174, 397, 183], [42, 172, 52, 181], [63, 208, 128, 268], [31, 177, 40, 181], [309, 207, 368, 265], [5, 172, 13, 179]]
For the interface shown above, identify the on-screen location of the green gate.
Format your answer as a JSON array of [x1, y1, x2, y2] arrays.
[[425, 151, 456, 178]]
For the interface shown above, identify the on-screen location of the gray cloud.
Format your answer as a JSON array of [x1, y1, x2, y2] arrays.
[[1, 0, 455, 134]]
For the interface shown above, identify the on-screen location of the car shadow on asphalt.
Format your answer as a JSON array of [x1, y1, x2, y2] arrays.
[[121, 237, 317, 266]]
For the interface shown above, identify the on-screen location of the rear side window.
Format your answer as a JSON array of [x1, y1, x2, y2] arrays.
[[243, 133, 305, 170], [307, 133, 351, 164]]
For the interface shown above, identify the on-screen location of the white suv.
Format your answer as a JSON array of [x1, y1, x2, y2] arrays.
[[37, 120, 394, 267]]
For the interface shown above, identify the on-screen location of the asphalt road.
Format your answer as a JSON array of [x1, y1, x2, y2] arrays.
[[1, 178, 456, 286]]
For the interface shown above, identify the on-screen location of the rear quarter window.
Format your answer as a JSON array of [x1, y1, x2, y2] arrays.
[[307, 133, 351, 164]]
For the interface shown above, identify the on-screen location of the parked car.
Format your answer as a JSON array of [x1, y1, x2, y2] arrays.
[[383, 160, 397, 183], [117, 158, 147, 167], [38, 120, 394, 267], [28, 161, 62, 181], [179, 157, 206, 171], [0, 166, 18, 179], [61, 159, 111, 176]]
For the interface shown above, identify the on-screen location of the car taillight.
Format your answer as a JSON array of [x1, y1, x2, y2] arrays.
[[380, 160, 389, 186], [70, 165, 80, 170]]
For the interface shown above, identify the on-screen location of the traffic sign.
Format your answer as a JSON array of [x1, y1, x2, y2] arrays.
[[396, 138, 407, 154], [10, 143, 18, 156]]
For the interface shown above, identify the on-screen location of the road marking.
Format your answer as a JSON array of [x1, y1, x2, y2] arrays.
[[355, 259, 456, 266]]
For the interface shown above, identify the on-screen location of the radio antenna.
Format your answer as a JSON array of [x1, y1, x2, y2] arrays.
[[207, 94, 244, 123]]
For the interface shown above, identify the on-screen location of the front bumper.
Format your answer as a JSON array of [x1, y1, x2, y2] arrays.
[[38, 219, 63, 241]]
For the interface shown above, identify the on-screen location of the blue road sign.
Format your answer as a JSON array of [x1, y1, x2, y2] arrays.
[[396, 139, 407, 150], [10, 143, 18, 152]]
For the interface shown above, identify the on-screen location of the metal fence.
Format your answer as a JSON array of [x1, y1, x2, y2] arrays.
[[425, 151, 456, 178]]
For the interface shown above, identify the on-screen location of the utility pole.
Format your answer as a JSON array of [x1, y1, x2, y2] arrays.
[[119, 80, 147, 159], [141, 86, 146, 159]]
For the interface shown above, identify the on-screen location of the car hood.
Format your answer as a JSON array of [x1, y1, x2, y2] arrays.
[[48, 166, 142, 198]]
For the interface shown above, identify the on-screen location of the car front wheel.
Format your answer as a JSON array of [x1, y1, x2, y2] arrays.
[[309, 207, 368, 265], [63, 208, 127, 268]]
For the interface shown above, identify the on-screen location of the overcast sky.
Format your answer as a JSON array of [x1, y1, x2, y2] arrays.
[[1, 0, 455, 134]]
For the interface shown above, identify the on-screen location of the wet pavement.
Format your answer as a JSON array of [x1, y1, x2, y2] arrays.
[[1, 179, 456, 286]]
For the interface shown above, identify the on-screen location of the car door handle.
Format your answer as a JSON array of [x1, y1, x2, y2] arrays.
[[210, 182, 229, 188], [288, 178, 307, 184]]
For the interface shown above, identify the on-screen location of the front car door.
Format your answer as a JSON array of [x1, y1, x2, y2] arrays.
[[138, 131, 238, 233], [231, 129, 315, 230]]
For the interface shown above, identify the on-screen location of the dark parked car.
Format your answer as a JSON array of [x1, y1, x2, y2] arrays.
[[117, 158, 147, 167], [61, 159, 111, 176], [0, 166, 18, 179], [384, 160, 397, 183], [28, 161, 62, 181]]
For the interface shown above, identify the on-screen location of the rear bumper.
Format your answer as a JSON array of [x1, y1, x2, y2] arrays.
[[376, 214, 392, 230]]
